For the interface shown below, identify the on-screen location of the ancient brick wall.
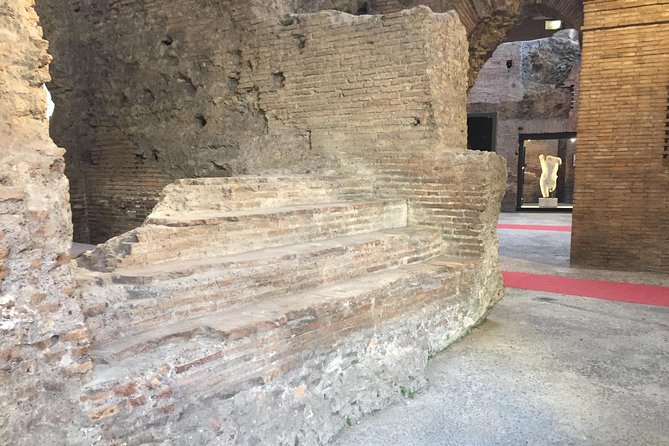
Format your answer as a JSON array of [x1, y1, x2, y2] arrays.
[[0, 1, 92, 443], [570, 0, 669, 273], [468, 31, 580, 210], [240, 8, 468, 164], [38, 0, 296, 244], [234, 8, 507, 259], [295, 0, 523, 86], [0, 3, 508, 442], [39, 0, 511, 246]]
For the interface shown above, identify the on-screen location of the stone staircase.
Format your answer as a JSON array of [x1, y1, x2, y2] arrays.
[[74, 175, 500, 444]]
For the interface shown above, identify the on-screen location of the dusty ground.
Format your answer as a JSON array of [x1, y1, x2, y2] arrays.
[[333, 212, 669, 446]]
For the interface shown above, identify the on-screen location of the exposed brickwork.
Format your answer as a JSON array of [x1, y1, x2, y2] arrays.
[[239, 8, 468, 162], [571, 0, 669, 273], [295, 1, 584, 87], [38, 0, 581, 240], [73, 170, 504, 444], [0, 1, 91, 443], [1, 2, 510, 443]]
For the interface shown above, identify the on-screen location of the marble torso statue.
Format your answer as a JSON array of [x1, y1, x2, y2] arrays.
[[539, 154, 562, 198]]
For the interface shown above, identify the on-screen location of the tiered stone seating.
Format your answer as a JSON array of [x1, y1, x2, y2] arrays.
[[75, 175, 498, 443]]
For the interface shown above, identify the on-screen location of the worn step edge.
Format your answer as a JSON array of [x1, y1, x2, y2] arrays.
[[81, 227, 443, 345], [88, 256, 462, 367], [105, 226, 442, 283], [80, 199, 408, 272], [145, 199, 406, 227]]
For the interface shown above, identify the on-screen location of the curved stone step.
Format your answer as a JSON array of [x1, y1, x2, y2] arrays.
[[80, 257, 500, 433], [81, 256, 476, 427], [79, 226, 443, 343], [151, 176, 375, 215], [80, 199, 407, 272]]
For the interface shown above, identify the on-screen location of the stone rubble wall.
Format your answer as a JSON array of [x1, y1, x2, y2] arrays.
[[0, 1, 92, 443]]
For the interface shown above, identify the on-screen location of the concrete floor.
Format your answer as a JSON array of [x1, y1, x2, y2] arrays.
[[333, 212, 669, 446]]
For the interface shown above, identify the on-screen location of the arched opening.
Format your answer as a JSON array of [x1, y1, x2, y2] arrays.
[[467, 2, 582, 213], [466, 0, 583, 270]]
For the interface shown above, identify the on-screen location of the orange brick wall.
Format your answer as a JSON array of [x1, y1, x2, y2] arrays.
[[571, 0, 669, 273]]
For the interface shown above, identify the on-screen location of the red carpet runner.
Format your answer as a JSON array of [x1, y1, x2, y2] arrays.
[[503, 271, 669, 307]]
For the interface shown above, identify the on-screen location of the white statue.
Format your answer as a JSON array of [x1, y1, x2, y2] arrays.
[[43, 84, 55, 120], [539, 154, 562, 198]]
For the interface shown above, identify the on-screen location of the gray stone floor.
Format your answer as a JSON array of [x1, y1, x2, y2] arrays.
[[333, 212, 669, 446]]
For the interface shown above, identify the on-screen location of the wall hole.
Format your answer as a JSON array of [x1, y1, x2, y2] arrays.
[[194, 114, 207, 127], [161, 35, 174, 46], [272, 71, 286, 89], [295, 34, 307, 50], [356, 2, 369, 14], [280, 15, 296, 26], [411, 117, 421, 126], [228, 78, 239, 92], [140, 89, 155, 105]]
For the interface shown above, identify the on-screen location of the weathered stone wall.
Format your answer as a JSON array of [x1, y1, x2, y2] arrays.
[[468, 30, 580, 210], [39, 2, 474, 241], [0, 1, 92, 443], [571, 0, 669, 273], [0, 2, 508, 443], [79, 256, 503, 445], [37, 0, 294, 244], [241, 8, 468, 167]]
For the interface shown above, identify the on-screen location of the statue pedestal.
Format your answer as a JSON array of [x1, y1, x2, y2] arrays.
[[539, 198, 558, 208]]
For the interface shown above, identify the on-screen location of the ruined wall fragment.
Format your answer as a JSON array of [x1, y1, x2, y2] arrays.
[[0, 1, 91, 443], [38, 0, 302, 243], [241, 7, 469, 168]]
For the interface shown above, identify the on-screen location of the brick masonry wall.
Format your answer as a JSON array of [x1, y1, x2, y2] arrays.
[[37, 0, 561, 241], [373, 151, 507, 260], [294, 1, 584, 87], [38, 0, 509, 250], [570, 0, 669, 273], [37, 0, 295, 243], [0, 1, 92, 443], [235, 7, 507, 258], [295, 0, 524, 86], [239, 8, 469, 163]]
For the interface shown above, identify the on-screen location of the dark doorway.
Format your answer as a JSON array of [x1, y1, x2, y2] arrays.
[[467, 113, 496, 152], [517, 132, 576, 211]]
